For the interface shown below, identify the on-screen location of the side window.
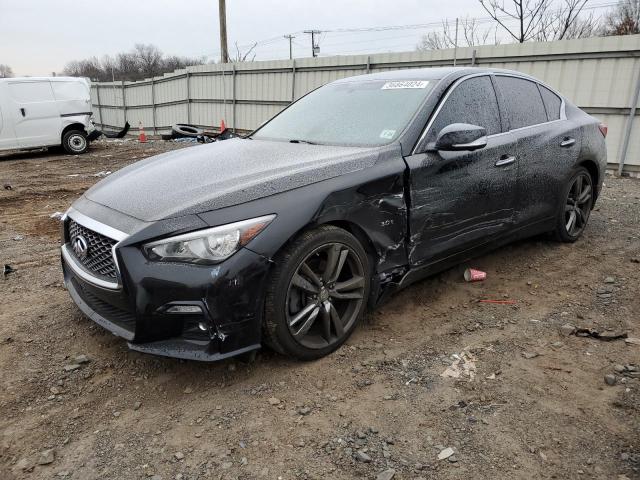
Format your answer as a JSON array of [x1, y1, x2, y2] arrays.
[[428, 76, 501, 142], [539, 85, 562, 121], [8, 81, 55, 103], [495, 76, 547, 129]]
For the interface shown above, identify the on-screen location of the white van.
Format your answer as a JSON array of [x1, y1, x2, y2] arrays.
[[0, 77, 96, 155]]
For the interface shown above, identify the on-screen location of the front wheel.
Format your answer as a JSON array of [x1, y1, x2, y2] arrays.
[[553, 167, 593, 242], [62, 130, 89, 154], [263, 226, 370, 360]]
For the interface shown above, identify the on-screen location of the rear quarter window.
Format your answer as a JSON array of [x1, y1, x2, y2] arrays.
[[8, 81, 55, 103], [495, 76, 547, 130], [539, 85, 562, 121]]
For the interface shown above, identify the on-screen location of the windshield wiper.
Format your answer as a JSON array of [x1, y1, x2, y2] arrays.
[[289, 139, 317, 145]]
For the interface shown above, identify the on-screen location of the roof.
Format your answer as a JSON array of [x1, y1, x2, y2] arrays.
[[0, 76, 89, 83], [333, 66, 536, 84]]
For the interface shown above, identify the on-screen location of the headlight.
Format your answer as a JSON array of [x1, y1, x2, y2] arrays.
[[142, 215, 275, 264]]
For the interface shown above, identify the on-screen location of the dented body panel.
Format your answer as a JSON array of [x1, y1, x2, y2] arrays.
[[61, 67, 607, 361]]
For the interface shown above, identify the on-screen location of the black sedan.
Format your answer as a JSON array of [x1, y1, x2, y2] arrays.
[[61, 67, 607, 361]]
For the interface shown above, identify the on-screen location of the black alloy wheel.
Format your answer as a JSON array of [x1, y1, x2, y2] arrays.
[[263, 226, 370, 360], [285, 242, 365, 349], [565, 171, 593, 237], [555, 167, 593, 242]]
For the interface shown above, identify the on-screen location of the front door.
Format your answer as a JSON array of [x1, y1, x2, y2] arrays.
[[7, 80, 60, 148], [405, 75, 518, 267]]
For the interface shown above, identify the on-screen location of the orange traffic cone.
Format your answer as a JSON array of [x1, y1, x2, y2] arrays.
[[220, 119, 226, 133], [138, 121, 147, 143]]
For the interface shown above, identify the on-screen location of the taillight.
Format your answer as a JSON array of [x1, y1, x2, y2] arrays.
[[598, 123, 608, 137]]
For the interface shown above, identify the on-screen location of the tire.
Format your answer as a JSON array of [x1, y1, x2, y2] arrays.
[[263, 225, 370, 360], [553, 166, 594, 242], [171, 124, 204, 138], [62, 130, 89, 155]]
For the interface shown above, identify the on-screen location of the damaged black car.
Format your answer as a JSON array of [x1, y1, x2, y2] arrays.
[[61, 67, 607, 361]]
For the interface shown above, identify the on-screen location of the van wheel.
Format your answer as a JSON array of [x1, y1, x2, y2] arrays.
[[62, 130, 89, 154]]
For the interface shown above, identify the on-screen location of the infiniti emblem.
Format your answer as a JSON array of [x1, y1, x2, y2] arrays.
[[72, 235, 89, 258]]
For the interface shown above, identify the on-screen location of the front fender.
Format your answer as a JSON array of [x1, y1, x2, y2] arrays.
[[61, 115, 94, 134], [196, 146, 409, 276]]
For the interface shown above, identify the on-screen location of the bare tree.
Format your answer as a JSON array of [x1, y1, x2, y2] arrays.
[[133, 44, 163, 77], [0, 64, 14, 78], [418, 17, 499, 50], [479, 0, 550, 42], [601, 0, 640, 35], [63, 44, 204, 82], [231, 42, 257, 62], [480, 0, 602, 43], [536, 0, 600, 40]]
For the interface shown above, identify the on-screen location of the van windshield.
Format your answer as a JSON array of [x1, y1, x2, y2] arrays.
[[253, 79, 434, 147]]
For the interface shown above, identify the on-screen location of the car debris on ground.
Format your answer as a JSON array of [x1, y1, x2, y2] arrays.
[[440, 350, 477, 380], [161, 122, 239, 143], [3, 264, 16, 276]]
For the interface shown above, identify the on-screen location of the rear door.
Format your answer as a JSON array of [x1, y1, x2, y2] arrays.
[[493, 75, 581, 226], [405, 74, 519, 266], [51, 79, 92, 117], [7, 80, 60, 147]]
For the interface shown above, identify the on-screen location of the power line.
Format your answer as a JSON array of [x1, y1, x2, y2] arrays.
[[317, 1, 618, 34], [197, 1, 619, 61]]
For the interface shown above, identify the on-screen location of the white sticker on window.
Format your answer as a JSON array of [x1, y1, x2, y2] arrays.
[[381, 80, 429, 90], [379, 129, 396, 139]]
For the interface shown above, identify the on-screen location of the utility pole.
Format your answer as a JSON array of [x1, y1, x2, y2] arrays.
[[284, 34, 295, 60], [303, 30, 321, 57], [453, 17, 459, 67], [219, 0, 229, 63]]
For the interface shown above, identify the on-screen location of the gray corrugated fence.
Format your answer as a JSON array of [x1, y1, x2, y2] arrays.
[[90, 34, 640, 174]]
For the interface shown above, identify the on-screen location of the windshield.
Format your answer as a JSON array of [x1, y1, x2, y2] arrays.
[[252, 79, 435, 147]]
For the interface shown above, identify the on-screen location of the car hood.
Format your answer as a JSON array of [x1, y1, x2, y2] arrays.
[[84, 138, 377, 222]]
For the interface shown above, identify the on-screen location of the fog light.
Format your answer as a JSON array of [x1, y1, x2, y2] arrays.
[[165, 305, 203, 314], [198, 322, 208, 331]]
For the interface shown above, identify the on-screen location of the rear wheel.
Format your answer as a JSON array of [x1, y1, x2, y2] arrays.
[[263, 226, 370, 360], [554, 167, 593, 242], [62, 130, 89, 154]]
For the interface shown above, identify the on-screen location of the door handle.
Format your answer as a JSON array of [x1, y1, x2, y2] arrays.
[[560, 137, 575, 147], [20, 108, 26, 117], [495, 155, 515, 167]]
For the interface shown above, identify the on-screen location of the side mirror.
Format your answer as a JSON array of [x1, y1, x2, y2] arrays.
[[432, 123, 487, 152]]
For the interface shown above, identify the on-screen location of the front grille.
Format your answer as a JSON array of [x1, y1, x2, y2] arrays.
[[68, 219, 118, 279]]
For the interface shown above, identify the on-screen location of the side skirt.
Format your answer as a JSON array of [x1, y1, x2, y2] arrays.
[[376, 216, 554, 300]]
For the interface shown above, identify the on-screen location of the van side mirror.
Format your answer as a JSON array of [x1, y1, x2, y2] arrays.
[[432, 123, 487, 151]]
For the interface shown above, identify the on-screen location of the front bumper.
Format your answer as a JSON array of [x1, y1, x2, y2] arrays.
[[61, 238, 272, 361]]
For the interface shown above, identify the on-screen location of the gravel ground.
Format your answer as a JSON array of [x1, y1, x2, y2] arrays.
[[0, 139, 639, 480]]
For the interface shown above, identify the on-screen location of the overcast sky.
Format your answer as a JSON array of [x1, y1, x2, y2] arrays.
[[1, 0, 617, 76], [0, 0, 498, 76]]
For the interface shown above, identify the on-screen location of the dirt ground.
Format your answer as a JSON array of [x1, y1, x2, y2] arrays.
[[0, 139, 638, 480]]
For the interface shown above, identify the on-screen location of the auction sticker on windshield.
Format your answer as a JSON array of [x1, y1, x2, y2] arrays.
[[381, 80, 429, 89], [379, 129, 396, 139]]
